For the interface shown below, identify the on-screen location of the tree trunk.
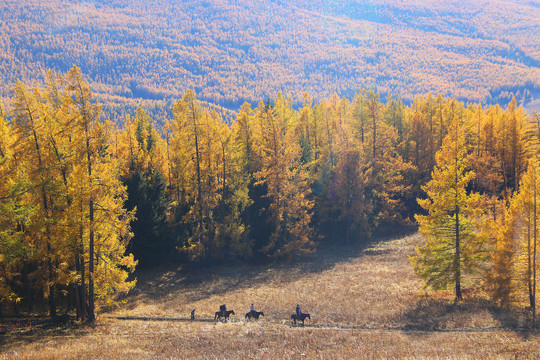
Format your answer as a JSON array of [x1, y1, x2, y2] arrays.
[[23, 261, 33, 313], [83, 109, 96, 323], [325, 113, 334, 167], [48, 255, 57, 317], [454, 127, 463, 301], [68, 284, 75, 313], [77, 233, 87, 321], [191, 98, 204, 261], [12, 301, 19, 315], [454, 209, 462, 300], [533, 178, 537, 327], [88, 198, 95, 322], [528, 212, 533, 320], [26, 100, 58, 316], [76, 256, 81, 320], [346, 211, 351, 247]]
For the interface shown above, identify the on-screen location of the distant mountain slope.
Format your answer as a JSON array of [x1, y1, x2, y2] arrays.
[[0, 0, 538, 120]]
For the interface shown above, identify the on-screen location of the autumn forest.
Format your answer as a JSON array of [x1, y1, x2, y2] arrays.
[[1, 0, 539, 123], [1, 63, 540, 327], [2, 0, 540, 358]]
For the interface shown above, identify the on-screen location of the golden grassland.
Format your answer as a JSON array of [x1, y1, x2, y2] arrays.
[[1, 233, 539, 359]]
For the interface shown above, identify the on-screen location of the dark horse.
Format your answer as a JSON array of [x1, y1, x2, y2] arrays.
[[245, 311, 264, 321], [214, 310, 235, 322], [291, 313, 310, 326]]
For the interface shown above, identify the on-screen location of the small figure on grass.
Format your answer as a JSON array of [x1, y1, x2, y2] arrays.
[[190, 309, 195, 321]]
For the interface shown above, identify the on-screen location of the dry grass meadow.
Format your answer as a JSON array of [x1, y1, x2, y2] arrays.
[[1, 232, 539, 359]]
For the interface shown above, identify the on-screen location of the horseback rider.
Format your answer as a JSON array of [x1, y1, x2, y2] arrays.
[[250, 303, 256, 316], [296, 304, 302, 317], [220, 303, 227, 316]]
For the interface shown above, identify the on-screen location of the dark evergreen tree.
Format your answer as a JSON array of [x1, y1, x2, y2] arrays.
[[118, 108, 173, 268], [123, 168, 171, 267]]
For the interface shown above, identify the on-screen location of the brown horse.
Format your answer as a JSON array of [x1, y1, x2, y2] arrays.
[[214, 309, 235, 322], [291, 313, 310, 326], [245, 311, 264, 321]]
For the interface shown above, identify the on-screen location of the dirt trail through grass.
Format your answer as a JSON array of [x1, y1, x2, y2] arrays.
[[104, 315, 540, 333]]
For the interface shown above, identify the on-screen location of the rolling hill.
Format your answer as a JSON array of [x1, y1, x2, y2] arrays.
[[1, 0, 539, 120]]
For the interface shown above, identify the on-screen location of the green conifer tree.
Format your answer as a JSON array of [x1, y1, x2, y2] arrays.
[[411, 116, 486, 300]]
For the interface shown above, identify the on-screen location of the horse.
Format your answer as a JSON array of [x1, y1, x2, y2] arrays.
[[291, 313, 310, 326], [245, 311, 264, 321], [214, 309, 235, 322]]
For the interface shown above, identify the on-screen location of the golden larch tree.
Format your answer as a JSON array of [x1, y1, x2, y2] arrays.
[[411, 116, 486, 300]]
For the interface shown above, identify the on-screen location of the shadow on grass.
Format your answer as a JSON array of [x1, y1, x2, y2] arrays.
[[0, 322, 92, 350], [118, 225, 418, 311], [399, 296, 533, 336]]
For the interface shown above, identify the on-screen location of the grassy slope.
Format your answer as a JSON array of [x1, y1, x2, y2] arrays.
[[1, 233, 539, 359]]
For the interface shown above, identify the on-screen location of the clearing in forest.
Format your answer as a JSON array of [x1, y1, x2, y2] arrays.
[[1, 233, 539, 359]]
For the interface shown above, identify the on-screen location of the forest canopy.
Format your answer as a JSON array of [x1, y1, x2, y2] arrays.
[[1, 66, 540, 321], [0, 0, 539, 122]]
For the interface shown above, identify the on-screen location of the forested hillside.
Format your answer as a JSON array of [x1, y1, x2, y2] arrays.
[[1, 0, 539, 121], [1, 67, 540, 321]]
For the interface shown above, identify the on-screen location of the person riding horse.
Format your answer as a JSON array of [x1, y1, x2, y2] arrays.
[[220, 303, 227, 317], [291, 312, 310, 325], [292, 304, 310, 326], [245, 303, 264, 320], [245, 310, 264, 320], [215, 308, 235, 322]]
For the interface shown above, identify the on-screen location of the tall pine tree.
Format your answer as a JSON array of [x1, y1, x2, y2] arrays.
[[411, 115, 486, 300]]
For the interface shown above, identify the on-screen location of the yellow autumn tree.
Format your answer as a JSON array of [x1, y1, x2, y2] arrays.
[[513, 158, 540, 327], [357, 90, 414, 227], [10, 79, 64, 316], [65, 66, 137, 319], [411, 115, 486, 300], [0, 102, 36, 315], [3, 68, 136, 320], [253, 95, 315, 257], [169, 91, 251, 261], [485, 198, 517, 307]]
